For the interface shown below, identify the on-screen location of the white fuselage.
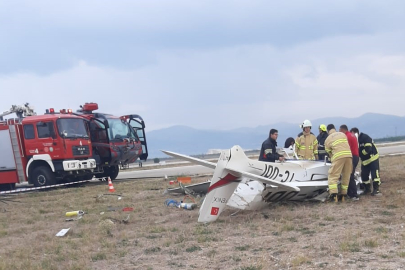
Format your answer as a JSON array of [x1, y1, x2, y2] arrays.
[[227, 159, 330, 210]]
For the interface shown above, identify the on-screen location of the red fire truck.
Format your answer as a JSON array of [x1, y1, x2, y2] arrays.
[[0, 104, 96, 190], [75, 102, 148, 180]]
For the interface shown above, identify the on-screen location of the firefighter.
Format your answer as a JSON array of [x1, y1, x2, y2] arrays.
[[295, 120, 318, 160], [325, 124, 353, 202], [350, 127, 381, 196], [340, 125, 359, 200], [259, 129, 285, 162], [317, 124, 328, 161]]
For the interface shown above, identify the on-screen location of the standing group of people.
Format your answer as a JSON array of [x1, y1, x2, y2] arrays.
[[259, 119, 382, 202]]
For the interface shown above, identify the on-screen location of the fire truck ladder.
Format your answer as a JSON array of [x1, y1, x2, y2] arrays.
[[8, 125, 25, 183]]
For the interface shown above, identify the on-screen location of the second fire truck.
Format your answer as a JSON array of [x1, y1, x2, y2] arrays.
[[75, 102, 148, 180]]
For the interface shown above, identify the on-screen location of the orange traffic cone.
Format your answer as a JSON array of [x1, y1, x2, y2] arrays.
[[108, 177, 115, 193]]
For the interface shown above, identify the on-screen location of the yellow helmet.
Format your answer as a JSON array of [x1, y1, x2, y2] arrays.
[[319, 124, 327, 132]]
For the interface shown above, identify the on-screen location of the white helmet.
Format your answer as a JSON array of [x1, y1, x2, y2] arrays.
[[300, 119, 312, 129]]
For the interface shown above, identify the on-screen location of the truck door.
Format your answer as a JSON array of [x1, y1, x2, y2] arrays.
[[88, 118, 110, 165], [125, 115, 148, 161], [24, 121, 58, 157]]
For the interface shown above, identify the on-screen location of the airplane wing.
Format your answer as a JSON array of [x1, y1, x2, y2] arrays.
[[226, 166, 300, 192], [288, 180, 328, 187], [161, 150, 216, 169]]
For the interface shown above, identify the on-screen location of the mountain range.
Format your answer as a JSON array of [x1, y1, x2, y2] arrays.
[[146, 113, 405, 158]]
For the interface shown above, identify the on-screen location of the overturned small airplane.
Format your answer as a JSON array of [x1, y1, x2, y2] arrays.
[[162, 145, 333, 223]]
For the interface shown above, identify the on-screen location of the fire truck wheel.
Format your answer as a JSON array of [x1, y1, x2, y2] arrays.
[[82, 174, 94, 181], [106, 165, 119, 180], [32, 166, 56, 187]]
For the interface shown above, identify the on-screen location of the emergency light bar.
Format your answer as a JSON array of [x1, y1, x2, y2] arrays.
[[82, 103, 98, 112], [59, 109, 73, 114]]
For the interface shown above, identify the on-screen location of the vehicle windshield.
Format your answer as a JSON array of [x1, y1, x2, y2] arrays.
[[108, 118, 136, 140], [57, 118, 89, 138]]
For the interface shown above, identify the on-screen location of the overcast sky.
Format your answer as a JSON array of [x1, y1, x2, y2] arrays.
[[1, 0, 404, 131]]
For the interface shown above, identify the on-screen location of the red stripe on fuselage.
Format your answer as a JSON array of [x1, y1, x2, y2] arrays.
[[208, 173, 240, 193]]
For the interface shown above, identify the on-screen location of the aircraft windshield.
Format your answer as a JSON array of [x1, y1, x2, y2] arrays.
[[57, 119, 89, 138], [108, 118, 136, 140]]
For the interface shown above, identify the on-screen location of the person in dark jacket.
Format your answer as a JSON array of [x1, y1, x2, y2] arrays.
[[350, 127, 381, 196], [317, 124, 328, 161], [259, 129, 285, 162]]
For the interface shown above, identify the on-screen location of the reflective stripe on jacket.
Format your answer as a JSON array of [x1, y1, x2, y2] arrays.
[[324, 129, 352, 162], [295, 132, 318, 160], [358, 132, 379, 166]]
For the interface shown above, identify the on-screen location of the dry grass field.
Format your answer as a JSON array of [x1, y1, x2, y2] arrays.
[[0, 155, 404, 270]]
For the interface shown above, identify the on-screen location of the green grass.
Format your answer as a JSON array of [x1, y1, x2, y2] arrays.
[[91, 252, 107, 261], [340, 241, 361, 252], [375, 227, 389, 234], [364, 239, 378, 248], [280, 224, 295, 232], [381, 211, 395, 216], [186, 246, 201, 253], [235, 245, 250, 251], [149, 226, 166, 233], [144, 247, 161, 254], [291, 255, 311, 266], [239, 266, 262, 270]]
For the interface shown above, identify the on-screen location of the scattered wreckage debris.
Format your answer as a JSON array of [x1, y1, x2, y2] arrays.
[[107, 206, 134, 212], [164, 199, 198, 210], [56, 228, 70, 237], [65, 210, 85, 221], [65, 216, 83, 222], [161, 145, 356, 223], [169, 176, 192, 185], [165, 181, 210, 196], [95, 193, 123, 202], [66, 210, 85, 217]]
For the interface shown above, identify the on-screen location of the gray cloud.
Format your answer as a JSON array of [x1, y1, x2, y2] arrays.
[[0, 1, 404, 131], [1, 0, 404, 74]]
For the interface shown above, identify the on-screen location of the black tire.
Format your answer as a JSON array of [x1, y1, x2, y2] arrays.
[[82, 173, 94, 181], [32, 166, 56, 187], [106, 165, 119, 180]]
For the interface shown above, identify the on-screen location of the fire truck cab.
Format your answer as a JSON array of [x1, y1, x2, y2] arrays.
[[0, 108, 96, 190], [76, 103, 148, 180]]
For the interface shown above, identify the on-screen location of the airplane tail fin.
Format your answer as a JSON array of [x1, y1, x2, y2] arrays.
[[198, 149, 241, 223]]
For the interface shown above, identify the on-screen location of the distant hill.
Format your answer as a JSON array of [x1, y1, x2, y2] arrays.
[[146, 113, 405, 158]]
